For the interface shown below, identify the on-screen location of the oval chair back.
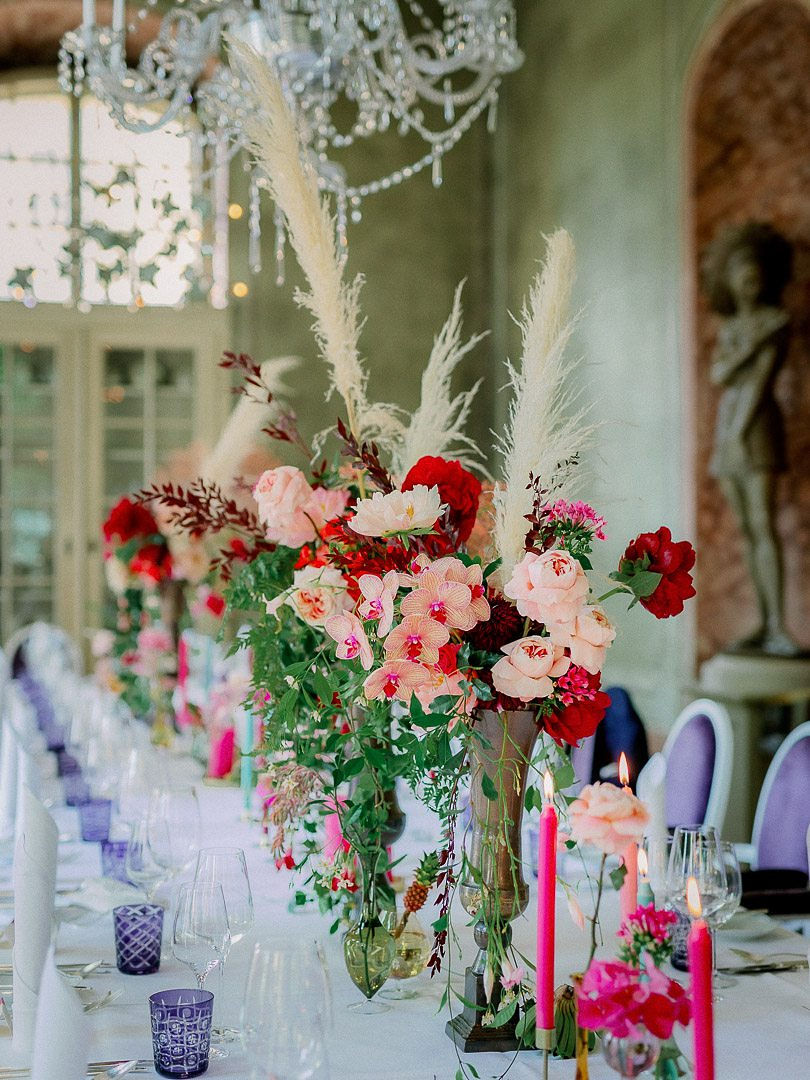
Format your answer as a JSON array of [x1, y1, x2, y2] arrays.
[[662, 698, 733, 833], [752, 722, 810, 873]]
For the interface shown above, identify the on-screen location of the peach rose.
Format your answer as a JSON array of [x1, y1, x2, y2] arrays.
[[267, 564, 350, 627], [550, 604, 616, 674], [503, 550, 589, 627], [253, 466, 316, 548], [491, 635, 570, 702], [568, 782, 649, 856]]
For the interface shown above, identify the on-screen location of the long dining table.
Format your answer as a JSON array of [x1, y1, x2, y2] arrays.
[[2, 773, 809, 1080]]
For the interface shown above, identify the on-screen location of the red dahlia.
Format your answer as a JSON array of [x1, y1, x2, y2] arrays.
[[402, 456, 482, 543], [103, 497, 159, 544]]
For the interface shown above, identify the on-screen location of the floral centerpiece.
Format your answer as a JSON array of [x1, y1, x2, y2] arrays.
[[136, 39, 697, 1059]]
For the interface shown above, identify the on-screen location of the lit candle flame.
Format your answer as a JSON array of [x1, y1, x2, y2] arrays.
[[543, 770, 554, 804], [618, 752, 630, 788], [686, 875, 702, 918], [638, 847, 648, 878]]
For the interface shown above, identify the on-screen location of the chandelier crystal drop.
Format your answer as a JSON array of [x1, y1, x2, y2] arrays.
[[59, 1, 521, 291]]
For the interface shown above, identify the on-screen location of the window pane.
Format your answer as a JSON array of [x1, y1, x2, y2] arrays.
[[10, 507, 53, 577], [12, 345, 54, 417], [11, 586, 52, 632]]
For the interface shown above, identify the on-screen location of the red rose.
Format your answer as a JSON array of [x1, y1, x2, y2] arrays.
[[402, 456, 482, 543], [103, 497, 158, 544], [544, 691, 610, 747], [205, 592, 226, 618], [620, 526, 696, 619], [129, 543, 172, 585]]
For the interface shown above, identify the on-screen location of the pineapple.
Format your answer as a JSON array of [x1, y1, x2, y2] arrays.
[[395, 852, 440, 938]]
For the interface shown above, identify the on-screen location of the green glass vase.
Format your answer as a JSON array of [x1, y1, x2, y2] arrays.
[[343, 849, 396, 1012]]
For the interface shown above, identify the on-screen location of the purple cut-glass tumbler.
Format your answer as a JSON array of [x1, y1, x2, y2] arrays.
[[101, 839, 131, 882], [113, 903, 163, 975], [149, 989, 213, 1078], [78, 798, 112, 842], [63, 774, 90, 807]]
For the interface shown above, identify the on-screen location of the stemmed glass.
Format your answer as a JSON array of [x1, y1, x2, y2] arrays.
[[666, 825, 728, 993], [125, 816, 166, 903], [241, 941, 332, 1080], [194, 847, 255, 1039], [148, 785, 202, 873], [710, 841, 743, 989], [172, 882, 232, 1061]]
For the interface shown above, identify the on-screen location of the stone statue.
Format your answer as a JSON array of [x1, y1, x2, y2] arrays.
[[702, 221, 803, 657]]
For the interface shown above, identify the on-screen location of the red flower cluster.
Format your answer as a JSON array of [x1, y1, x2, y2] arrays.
[[402, 456, 482, 543], [544, 667, 610, 746], [129, 543, 172, 585], [620, 526, 696, 619], [205, 592, 226, 618], [103, 498, 159, 545], [316, 515, 413, 598], [576, 958, 691, 1040]]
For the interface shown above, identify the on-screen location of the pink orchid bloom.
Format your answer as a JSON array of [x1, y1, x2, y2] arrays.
[[357, 570, 399, 635], [363, 660, 431, 704], [400, 571, 472, 629], [398, 553, 433, 587], [430, 557, 490, 629], [325, 612, 374, 671], [415, 666, 478, 728], [500, 960, 526, 991], [384, 613, 450, 665]]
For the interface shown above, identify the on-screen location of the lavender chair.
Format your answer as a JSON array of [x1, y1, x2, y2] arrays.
[[747, 722, 810, 873], [661, 698, 733, 833]]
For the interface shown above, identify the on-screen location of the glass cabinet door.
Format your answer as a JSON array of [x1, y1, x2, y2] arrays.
[[0, 343, 58, 640]]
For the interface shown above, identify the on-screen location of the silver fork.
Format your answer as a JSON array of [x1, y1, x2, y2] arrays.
[[83, 989, 123, 1014]]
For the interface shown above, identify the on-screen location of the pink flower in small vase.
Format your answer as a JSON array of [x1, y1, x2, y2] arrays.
[[384, 614, 450, 665], [430, 557, 490, 629], [491, 636, 570, 702], [357, 570, 399, 635], [504, 549, 589, 627], [363, 660, 431, 704], [400, 571, 472, 629], [325, 612, 374, 671], [550, 604, 616, 674]]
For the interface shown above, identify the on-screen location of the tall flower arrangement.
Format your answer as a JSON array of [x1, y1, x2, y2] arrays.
[[136, 43, 697, 1036]]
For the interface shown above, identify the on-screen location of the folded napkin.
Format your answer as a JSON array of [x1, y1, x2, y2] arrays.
[[637, 751, 667, 842], [12, 786, 58, 1054], [57, 876, 143, 920], [30, 947, 89, 1080]]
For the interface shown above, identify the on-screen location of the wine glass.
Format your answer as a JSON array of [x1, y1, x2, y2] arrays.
[[172, 882, 231, 990], [125, 816, 165, 902], [710, 841, 743, 990], [148, 785, 202, 873], [194, 847, 255, 1038], [240, 941, 331, 1080], [666, 826, 726, 921]]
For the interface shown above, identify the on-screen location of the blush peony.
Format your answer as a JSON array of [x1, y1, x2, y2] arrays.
[[401, 456, 482, 542], [568, 781, 649, 856], [491, 636, 570, 702], [348, 485, 444, 538], [550, 604, 616, 674], [504, 549, 589, 627], [253, 466, 317, 548]]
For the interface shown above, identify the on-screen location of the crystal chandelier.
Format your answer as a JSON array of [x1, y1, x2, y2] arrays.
[[59, 1, 522, 297]]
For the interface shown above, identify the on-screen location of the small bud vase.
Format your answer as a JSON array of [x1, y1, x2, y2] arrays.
[[602, 1029, 661, 1077], [343, 849, 396, 1012], [571, 973, 590, 1080]]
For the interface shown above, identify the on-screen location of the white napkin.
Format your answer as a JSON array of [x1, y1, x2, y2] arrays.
[[57, 876, 143, 920], [0, 722, 18, 841], [12, 786, 58, 1054], [637, 751, 667, 842], [30, 947, 89, 1080]]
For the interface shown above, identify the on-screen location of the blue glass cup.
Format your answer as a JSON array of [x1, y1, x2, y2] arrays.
[[150, 989, 213, 1077], [78, 798, 112, 842], [100, 839, 130, 882], [113, 903, 163, 975]]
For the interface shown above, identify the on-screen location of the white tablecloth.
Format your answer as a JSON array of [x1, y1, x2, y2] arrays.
[[2, 779, 809, 1079]]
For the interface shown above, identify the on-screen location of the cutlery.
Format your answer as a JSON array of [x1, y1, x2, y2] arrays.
[[83, 989, 123, 1013], [717, 960, 808, 975], [0, 1062, 150, 1078], [0, 961, 111, 977], [730, 947, 807, 965], [0, 995, 11, 1035]]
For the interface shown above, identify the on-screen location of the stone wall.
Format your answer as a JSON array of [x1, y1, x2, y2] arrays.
[[690, 0, 810, 659]]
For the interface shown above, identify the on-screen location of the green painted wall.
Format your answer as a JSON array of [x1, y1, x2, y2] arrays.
[[497, 0, 724, 736]]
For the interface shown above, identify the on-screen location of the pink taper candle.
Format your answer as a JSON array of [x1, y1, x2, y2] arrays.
[[536, 770, 557, 1051], [687, 876, 715, 1080], [618, 752, 638, 920]]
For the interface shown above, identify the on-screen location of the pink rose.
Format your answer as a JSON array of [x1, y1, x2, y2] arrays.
[[503, 550, 589, 627], [491, 636, 570, 702], [267, 564, 350, 627], [306, 487, 350, 531], [550, 604, 616, 674], [253, 466, 316, 548], [568, 782, 649, 856]]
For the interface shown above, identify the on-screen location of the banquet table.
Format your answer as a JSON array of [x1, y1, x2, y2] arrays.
[[2, 774, 809, 1080]]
